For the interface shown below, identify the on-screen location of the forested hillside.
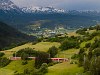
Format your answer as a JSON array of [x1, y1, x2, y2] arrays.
[[0, 22, 36, 50]]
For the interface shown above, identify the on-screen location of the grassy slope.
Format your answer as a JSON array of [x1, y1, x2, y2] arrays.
[[0, 60, 35, 75], [45, 62, 84, 75], [0, 68, 13, 75], [2, 42, 60, 58], [45, 48, 81, 75], [56, 49, 79, 58], [31, 42, 60, 52], [0, 42, 60, 75]]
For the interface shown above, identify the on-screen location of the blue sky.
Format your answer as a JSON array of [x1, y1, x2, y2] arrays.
[[11, 0, 100, 10]]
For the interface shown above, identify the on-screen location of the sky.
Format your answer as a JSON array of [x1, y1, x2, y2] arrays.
[[11, 0, 100, 10]]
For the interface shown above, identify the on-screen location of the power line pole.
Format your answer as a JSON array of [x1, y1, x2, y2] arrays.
[[84, 55, 86, 65], [15, 51, 16, 60]]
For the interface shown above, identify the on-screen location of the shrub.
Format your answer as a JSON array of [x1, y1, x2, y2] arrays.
[[21, 52, 29, 60], [70, 61, 74, 64], [0, 57, 10, 67], [48, 46, 58, 58], [89, 26, 95, 30], [35, 52, 51, 68], [22, 61, 28, 65], [76, 28, 87, 35], [71, 54, 79, 59], [74, 61, 78, 64], [0, 52, 5, 57], [39, 63, 48, 73], [60, 40, 80, 50], [89, 56, 100, 75], [93, 48, 100, 57], [85, 43, 91, 48], [13, 48, 37, 57], [24, 68, 30, 75]]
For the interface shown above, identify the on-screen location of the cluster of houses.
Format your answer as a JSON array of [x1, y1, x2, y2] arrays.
[[35, 26, 68, 38]]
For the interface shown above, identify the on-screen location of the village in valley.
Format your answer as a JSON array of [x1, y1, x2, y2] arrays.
[[28, 25, 76, 38]]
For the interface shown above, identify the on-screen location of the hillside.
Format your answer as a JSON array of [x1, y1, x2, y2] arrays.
[[0, 60, 35, 75], [0, 22, 36, 50], [0, 25, 100, 75]]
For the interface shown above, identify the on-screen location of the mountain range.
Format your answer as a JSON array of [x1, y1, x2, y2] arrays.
[[0, 0, 65, 13], [0, 0, 100, 33]]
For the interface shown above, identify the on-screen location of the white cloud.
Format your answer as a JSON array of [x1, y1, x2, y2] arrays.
[[11, 0, 100, 10]]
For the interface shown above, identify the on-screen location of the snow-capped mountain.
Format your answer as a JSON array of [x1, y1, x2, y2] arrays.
[[0, 0, 23, 15], [0, 0, 65, 14], [21, 6, 65, 13], [1, 0, 99, 14], [0, 0, 21, 13]]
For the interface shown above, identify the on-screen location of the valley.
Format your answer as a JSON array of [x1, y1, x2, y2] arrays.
[[0, 0, 100, 75], [0, 25, 100, 75]]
